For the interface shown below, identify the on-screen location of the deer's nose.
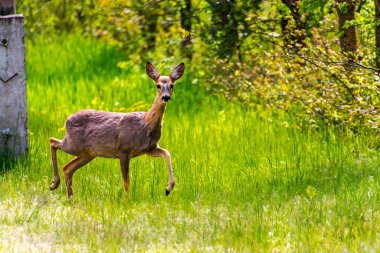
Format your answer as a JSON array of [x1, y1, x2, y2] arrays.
[[162, 95, 170, 102]]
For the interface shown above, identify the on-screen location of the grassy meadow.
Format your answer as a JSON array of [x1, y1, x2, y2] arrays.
[[0, 35, 380, 252]]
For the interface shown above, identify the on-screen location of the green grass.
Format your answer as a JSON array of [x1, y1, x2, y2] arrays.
[[0, 35, 380, 252]]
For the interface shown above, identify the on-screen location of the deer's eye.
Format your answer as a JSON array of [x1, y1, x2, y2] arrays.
[[156, 84, 161, 89], [170, 84, 174, 89]]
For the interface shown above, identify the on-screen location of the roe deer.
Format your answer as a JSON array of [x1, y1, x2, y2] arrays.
[[49, 62, 185, 198]]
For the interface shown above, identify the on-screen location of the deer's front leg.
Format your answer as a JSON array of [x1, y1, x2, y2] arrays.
[[119, 154, 131, 194], [147, 147, 175, 196]]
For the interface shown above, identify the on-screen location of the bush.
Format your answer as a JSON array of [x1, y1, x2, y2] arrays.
[[18, 0, 380, 132]]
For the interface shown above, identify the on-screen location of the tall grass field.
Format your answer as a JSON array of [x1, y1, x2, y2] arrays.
[[0, 35, 380, 252]]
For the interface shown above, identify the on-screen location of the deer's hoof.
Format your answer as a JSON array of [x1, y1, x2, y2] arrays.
[[50, 179, 60, 191], [166, 189, 170, 196]]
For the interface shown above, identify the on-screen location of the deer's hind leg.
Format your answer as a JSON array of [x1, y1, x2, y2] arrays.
[[63, 154, 94, 198], [49, 137, 63, 190]]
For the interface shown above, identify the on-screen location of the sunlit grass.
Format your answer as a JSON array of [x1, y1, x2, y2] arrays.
[[0, 35, 379, 252]]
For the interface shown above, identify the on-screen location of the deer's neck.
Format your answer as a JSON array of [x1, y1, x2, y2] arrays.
[[144, 94, 167, 128]]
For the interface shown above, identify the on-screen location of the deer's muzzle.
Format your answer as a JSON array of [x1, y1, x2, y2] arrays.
[[161, 95, 170, 102]]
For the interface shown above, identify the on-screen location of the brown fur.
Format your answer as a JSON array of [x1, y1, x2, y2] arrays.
[[49, 62, 185, 197]]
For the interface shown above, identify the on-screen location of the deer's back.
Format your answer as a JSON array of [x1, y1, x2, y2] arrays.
[[63, 109, 153, 158]]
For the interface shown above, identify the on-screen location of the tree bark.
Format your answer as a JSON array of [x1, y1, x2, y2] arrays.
[[139, 13, 158, 52], [335, 0, 358, 61], [281, 0, 306, 49], [0, 0, 15, 15], [376, 0, 380, 71], [207, 0, 239, 60], [180, 0, 192, 60], [135, 1, 160, 52], [0, 15, 28, 157]]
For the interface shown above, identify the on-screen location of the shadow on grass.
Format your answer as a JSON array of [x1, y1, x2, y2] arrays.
[[0, 152, 19, 175]]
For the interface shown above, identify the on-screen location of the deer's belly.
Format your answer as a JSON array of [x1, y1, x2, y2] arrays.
[[91, 146, 119, 158]]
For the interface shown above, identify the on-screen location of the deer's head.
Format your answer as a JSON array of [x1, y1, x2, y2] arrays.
[[146, 62, 185, 103]]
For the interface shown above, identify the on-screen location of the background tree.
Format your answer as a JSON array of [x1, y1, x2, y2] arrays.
[[376, 0, 380, 71], [16, 0, 380, 131], [180, 0, 192, 60], [205, 0, 239, 60], [335, 0, 358, 62], [280, 0, 306, 49], [135, 1, 160, 53]]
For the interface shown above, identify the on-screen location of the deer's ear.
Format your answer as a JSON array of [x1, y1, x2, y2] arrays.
[[170, 63, 185, 82], [146, 62, 160, 81]]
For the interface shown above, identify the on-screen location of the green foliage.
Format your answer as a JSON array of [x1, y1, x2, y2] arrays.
[[201, 0, 380, 131], [205, 31, 380, 131], [3, 1, 380, 250], [337, 2, 350, 13], [18, 0, 380, 131], [1, 36, 380, 251]]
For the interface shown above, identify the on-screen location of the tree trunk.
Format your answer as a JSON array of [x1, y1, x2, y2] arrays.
[[146, 15, 158, 51], [0, 0, 15, 15], [180, 0, 192, 60], [376, 0, 380, 71], [0, 15, 28, 157], [139, 13, 158, 52], [335, 0, 358, 61], [135, 1, 160, 53], [207, 0, 239, 60], [280, 0, 306, 50]]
